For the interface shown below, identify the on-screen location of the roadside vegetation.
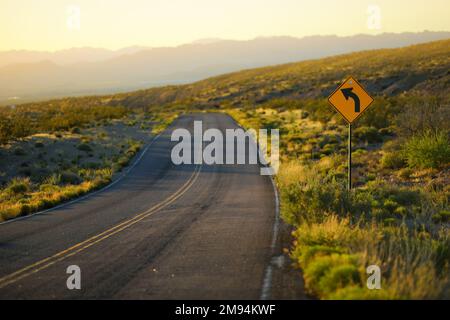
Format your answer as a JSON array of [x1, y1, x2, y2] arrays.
[[229, 95, 449, 299], [1, 39, 449, 298], [0, 109, 153, 222], [0, 94, 183, 222], [210, 41, 449, 299]]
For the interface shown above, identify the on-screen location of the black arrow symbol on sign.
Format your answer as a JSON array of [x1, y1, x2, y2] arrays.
[[341, 87, 360, 113]]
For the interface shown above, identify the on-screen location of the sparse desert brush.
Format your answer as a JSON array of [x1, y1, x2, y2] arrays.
[[0, 169, 114, 222], [432, 210, 450, 223], [60, 171, 82, 185], [126, 139, 142, 154], [301, 251, 362, 298], [273, 127, 449, 299], [34, 141, 44, 148], [353, 126, 383, 144], [360, 225, 449, 299], [77, 142, 92, 152], [404, 130, 450, 169], [291, 213, 449, 299], [0, 131, 128, 221], [13, 146, 26, 156], [396, 167, 413, 180], [380, 151, 406, 169], [276, 161, 310, 189], [6, 177, 31, 196], [43, 173, 61, 185]]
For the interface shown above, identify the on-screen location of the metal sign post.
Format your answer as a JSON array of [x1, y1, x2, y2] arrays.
[[328, 77, 374, 191], [348, 123, 352, 190]]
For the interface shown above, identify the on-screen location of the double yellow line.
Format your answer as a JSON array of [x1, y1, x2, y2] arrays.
[[0, 165, 202, 289]]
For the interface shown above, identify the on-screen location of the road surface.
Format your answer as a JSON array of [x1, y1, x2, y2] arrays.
[[0, 113, 280, 299]]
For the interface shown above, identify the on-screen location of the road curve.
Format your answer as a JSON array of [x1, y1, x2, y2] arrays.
[[0, 113, 277, 299]]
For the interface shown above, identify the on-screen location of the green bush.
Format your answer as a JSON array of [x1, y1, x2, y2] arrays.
[[77, 143, 92, 152], [71, 127, 81, 134], [82, 162, 101, 169], [353, 126, 383, 144], [303, 253, 361, 297], [281, 179, 351, 224], [60, 171, 82, 185], [295, 245, 345, 266], [318, 264, 361, 295], [321, 144, 336, 155], [383, 199, 399, 213], [404, 130, 450, 169], [6, 177, 31, 195], [397, 168, 413, 179], [432, 210, 450, 223], [13, 146, 26, 156], [380, 151, 406, 169]]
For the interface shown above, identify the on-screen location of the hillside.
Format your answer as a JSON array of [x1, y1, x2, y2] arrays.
[[1, 32, 449, 104], [115, 38, 450, 108], [2, 39, 449, 143]]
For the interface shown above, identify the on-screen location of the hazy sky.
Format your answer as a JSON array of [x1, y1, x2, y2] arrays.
[[1, 0, 449, 51]]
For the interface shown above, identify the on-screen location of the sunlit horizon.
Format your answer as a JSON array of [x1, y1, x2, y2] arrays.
[[1, 0, 450, 51]]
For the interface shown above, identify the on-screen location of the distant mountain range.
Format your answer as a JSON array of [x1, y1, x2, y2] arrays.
[[0, 46, 151, 67], [1, 31, 449, 104]]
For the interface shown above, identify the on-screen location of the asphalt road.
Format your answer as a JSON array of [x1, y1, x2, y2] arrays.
[[0, 113, 279, 299]]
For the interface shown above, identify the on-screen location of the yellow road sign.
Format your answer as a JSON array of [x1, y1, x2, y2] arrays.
[[328, 77, 374, 123]]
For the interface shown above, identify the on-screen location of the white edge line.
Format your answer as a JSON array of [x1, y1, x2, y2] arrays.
[[0, 133, 162, 226], [260, 176, 280, 300], [223, 112, 281, 300]]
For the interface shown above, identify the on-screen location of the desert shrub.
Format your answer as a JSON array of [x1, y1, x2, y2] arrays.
[[6, 177, 31, 195], [396, 98, 450, 137], [126, 141, 141, 155], [353, 126, 383, 144], [281, 177, 351, 225], [380, 151, 406, 169], [30, 167, 52, 183], [403, 130, 450, 169], [82, 162, 101, 169], [301, 252, 362, 297], [77, 143, 92, 152], [378, 126, 395, 137], [318, 263, 361, 295], [71, 127, 81, 134], [301, 99, 335, 124], [44, 174, 61, 185], [279, 160, 385, 224], [60, 171, 82, 185], [321, 144, 336, 155], [291, 212, 449, 299], [39, 184, 59, 192], [397, 168, 413, 179], [364, 180, 421, 207], [117, 156, 130, 168], [383, 199, 399, 213], [432, 210, 450, 223], [13, 146, 26, 156]]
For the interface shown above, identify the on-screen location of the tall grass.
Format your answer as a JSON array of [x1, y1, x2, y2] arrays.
[[0, 169, 112, 222], [279, 160, 449, 299]]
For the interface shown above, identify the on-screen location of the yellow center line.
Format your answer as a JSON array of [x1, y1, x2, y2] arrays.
[[0, 165, 202, 289]]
